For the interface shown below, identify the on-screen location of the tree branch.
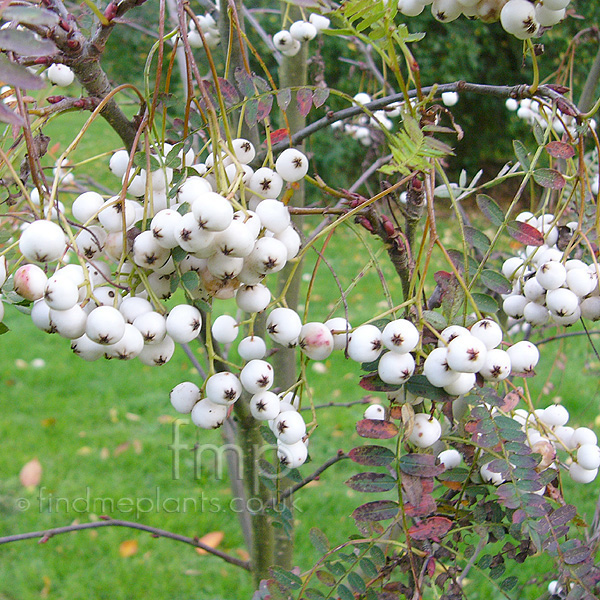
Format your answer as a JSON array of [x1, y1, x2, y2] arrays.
[[0, 517, 251, 570], [261, 82, 578, 161]]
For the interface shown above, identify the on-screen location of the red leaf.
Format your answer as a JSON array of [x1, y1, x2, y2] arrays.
[[408, 516, 452, 541], [270, 128, 289, 144], [256, 96, 273, 121], [499, 390, 521, 412], [506, 220, 544, 246], [356, 419, 399, 439], [398, 453, 445, 477], [545, 141, 575, 160], [296, 88, 313, 117], [359, 373, 399, 392]]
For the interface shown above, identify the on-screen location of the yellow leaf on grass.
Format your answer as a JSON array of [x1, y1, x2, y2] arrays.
[[119, 539, 138, 558], [113, 442, 130, 457], [19, 458, 42, 488], [195, 531, 224, 555], [76, 446, 92, 456], [40, 575, 51, 598]]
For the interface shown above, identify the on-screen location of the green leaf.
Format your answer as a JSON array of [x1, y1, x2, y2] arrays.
[[464, 226, 491, 253], [316, 570, 336, 587], [472, 292, 498, 314], [359, 557, 378, 579], [370, 545, 385, 566], [0, 322, 9, 335], [480, 269, 512, 294], [399, 453, 445, 477], [270, 565, 302, 590], [347, 572, 367, 594], [245, 98, 259, 127], [305, 589, 326, 600], [0, 54, 45, 90], [501, 576, 519, 591], [513, 140, 530, 169], [233, 67, 253, 97], [277, 88, 292, 112], [533, 120, 544, 145], [476, 194, 505, 227], [169, 274, 180, 294], [337, 583, 354, 600], [405, 375, 452, 401], [309, 527, 330, 554], [181, 270, 199, 291], [260, 425, 277, 445], [423, 310, 447, 330], [171, 245, 187, 262]]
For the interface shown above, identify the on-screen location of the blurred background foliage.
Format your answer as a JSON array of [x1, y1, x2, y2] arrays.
[[99, 1, 600, 189]]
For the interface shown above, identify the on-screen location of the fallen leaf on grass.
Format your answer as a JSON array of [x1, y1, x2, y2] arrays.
[[236, 548, 250, 561], [76, 446, 92, 456], [114, 442, 130, 457], [40, 575, 51, 598], [157, 415, 176, 424], [125, 412, 141, 421], [19, 458, 42, 488], [195, 531, 224, 555], [119, 539, 138, 557]]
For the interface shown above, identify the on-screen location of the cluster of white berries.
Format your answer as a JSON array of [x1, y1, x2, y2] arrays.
[[331, 93, 397, 147], [395, 0, 569, 39], [424, 321, 539, 393], [501, 212, 600, 327], [505, 97, 596, 137], [272, 14, 330, 58], [2, 140, 308, 368], [46, 63, 75, 87], [187, 13, 220, 49]]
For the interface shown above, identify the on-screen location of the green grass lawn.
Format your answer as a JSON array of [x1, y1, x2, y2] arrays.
[[2, 109, 600, 599]]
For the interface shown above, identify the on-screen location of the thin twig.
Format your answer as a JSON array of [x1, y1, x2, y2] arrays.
[[180, 342, 207, 378], [534, 329, 600, 347], [0, 518, 251, 570], [278, 451, 349, 502]]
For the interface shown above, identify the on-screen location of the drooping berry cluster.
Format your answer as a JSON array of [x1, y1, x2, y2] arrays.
[[396, 0, 570, 39], [272, 14, 330, 57]]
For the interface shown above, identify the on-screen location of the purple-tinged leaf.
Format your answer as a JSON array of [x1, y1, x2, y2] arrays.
[[234, 67, 254, 97], [359, 373, 400, 392], [399, 453, 445, 477], [345, 472, 396, 493], [408, 516, 452, 541], [550, 505, 577, 529], [349, 445, 395, 466], [356, 419, 399, 439], [556, 97, 577, 117], [0, 100, 24, 126], [351, 500, 398, 522], [533, 168, 566, 190], [3, 5, 59, 26], [277, 88, 292, 112], [404, 494, 437, 518], [545, 141, 576, 160], [256, 95, 273, 121], [563, 543, 591, 565], [252, 75, 270, 92], [476, 194, 504, 227], [506, 220, 544, 246], [313, 87, 330, 108], [316, 570, 336, 587], [216, 77, 240, 106], [296, 88, 313, 117], [245, 98, 259, 128], [0, 55, 45, 90], [0, 29, 57, 56], [464, 226, 491, 253]]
